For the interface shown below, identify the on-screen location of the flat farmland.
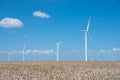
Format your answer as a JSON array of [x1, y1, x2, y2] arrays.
[[0, 61, 120, 80]]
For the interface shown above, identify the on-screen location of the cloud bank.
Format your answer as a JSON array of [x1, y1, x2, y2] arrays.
[[0, 49, 54, 55], [113, 47, 120, 52], [98, 47, 120, 54], [0, 17, 23, 28], [26, 49, 54, 54], [33, 11, 50, 18]]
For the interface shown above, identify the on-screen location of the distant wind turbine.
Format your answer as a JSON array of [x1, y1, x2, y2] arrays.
[[81, 17, 91, 62], [7, 52, 10, 62], [23, 45, 26, 62], [112, 52, 114, 62], [56, 42, 62, 61]]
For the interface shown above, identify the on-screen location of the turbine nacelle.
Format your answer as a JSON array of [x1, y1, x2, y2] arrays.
[[81, 30, 88, 32]]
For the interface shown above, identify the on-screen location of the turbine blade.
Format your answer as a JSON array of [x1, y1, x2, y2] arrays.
[[88, 32, 93, 41], [86, 16, 91, 31], [23, 45, 26, 50]]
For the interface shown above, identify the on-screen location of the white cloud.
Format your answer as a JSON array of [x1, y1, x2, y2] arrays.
[[33, 11, 50, 18], [0, 17, 23, 28], [29, 49, 54, 54], [0, 49, 54, 55], [98, 47, 120, 54], [26, 50, 32, 54], [113, 47, 120, 52], [99, 49, 111, 53], [0, 50, 20, 55]]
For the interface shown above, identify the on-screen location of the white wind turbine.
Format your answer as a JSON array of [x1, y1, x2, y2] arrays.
[[23, 45, 26, 62], [7, 52, 10, 62], [56, 42, 62, 61], [81, 17, 91, 62]]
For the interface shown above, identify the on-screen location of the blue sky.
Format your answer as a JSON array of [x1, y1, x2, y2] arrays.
[[0, 0, 120, 61]]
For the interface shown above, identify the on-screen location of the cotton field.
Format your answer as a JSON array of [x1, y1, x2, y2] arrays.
[[0, 62, 120, 80]]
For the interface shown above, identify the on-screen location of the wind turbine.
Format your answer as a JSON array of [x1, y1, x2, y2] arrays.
[[81, 17, 91, 62], [23, 45, 26, 62], [7, 52, 10, 62], [56, 42, 62, 61], [111, 52, 114, 62]]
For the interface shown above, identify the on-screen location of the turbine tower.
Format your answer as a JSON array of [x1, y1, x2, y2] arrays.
[[81, 17, 91, 62], [56, 42, 62, 61], [23, 45, 26, 62], [7, 52, 10, 62]]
